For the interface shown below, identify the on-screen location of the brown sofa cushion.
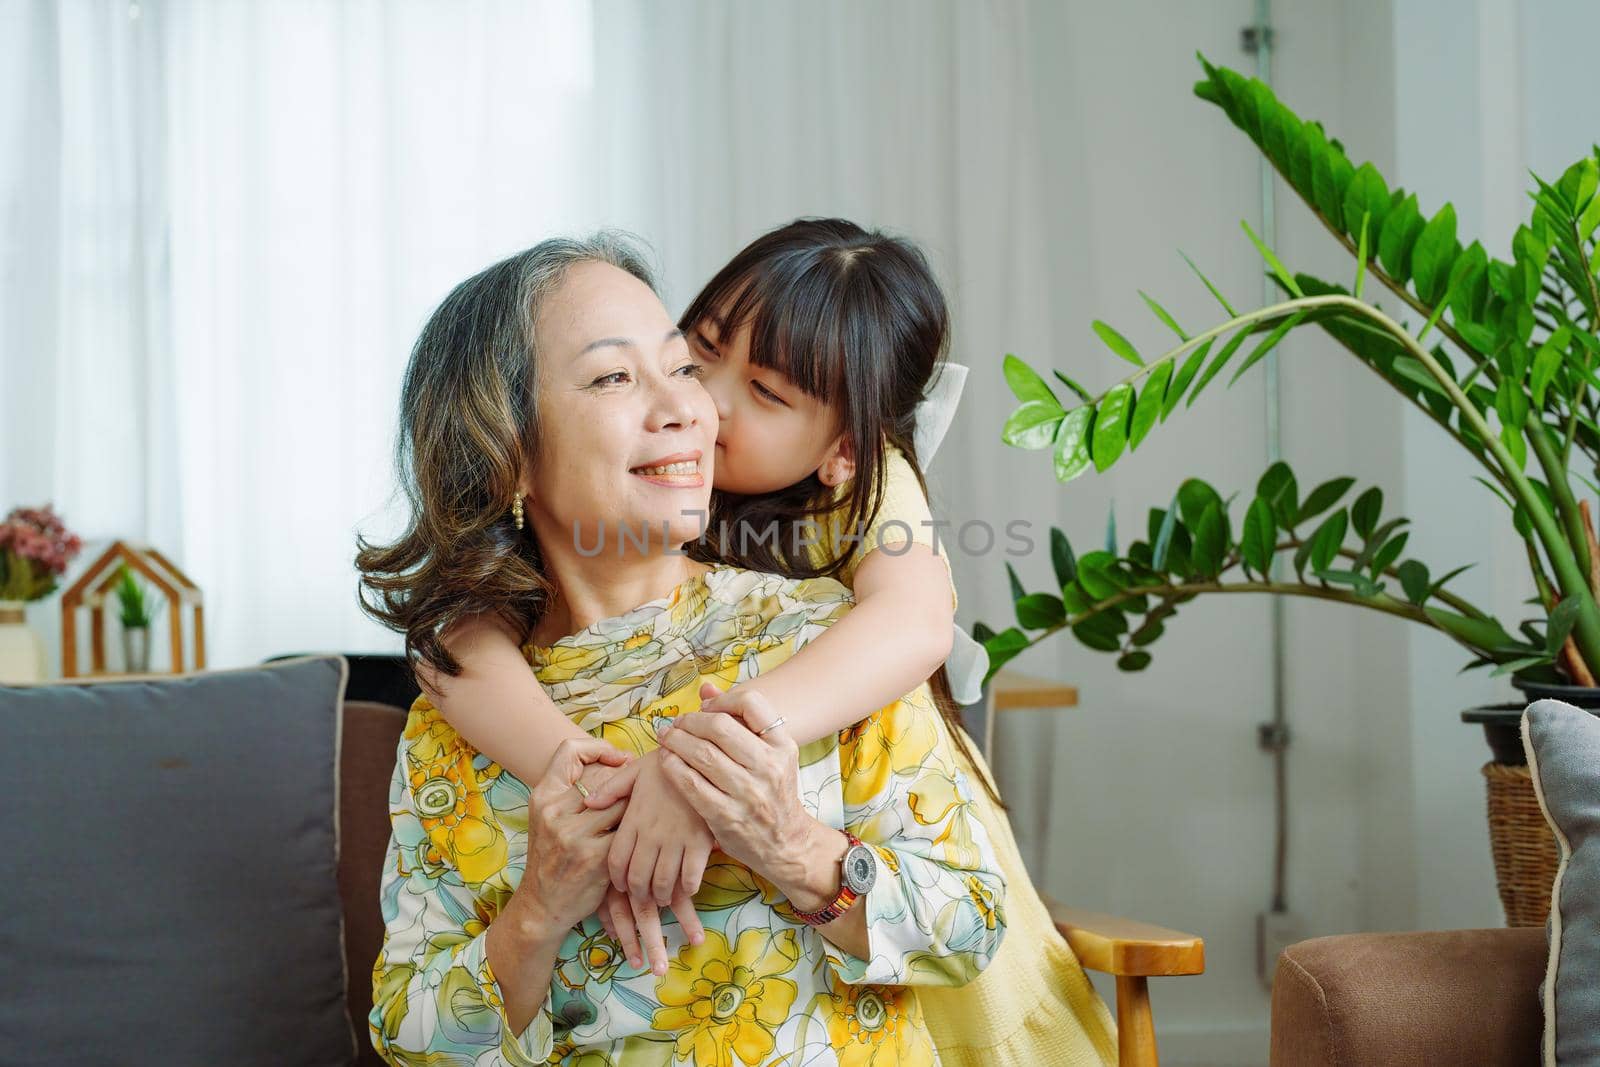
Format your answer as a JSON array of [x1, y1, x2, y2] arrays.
[[338, 699, 408, 1067], [1271, 927, 1546, 1066]]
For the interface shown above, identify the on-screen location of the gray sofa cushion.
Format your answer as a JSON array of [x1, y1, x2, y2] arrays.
[[0, 655, 354, 1066], [1523, 698, 1600, 1066]]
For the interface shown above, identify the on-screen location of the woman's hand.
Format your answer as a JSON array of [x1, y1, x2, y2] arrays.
[[592, 752, 713, 975], [655, 682, 813, 879], [502, 736, 632, 935]]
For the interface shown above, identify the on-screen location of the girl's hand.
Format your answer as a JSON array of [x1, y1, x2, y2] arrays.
[[599, 752, 715, 975], [656, 682, 811, 877], [578, 752, 642, 808]]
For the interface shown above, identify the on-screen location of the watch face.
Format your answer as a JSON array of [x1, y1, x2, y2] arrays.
[[843, 843, 877, 894]]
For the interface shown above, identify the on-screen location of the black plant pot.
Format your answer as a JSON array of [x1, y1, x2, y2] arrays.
[[1460, 678, 1600, 764]]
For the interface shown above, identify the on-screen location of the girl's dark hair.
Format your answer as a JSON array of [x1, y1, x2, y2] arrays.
[[355, 233, 656, 683], [679, 217, 1004, 810]]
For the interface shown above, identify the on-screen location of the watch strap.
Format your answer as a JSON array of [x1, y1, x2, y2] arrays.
[[789, 832, 866, 927]]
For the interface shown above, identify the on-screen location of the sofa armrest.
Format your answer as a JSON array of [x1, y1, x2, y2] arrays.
[[1271, 927, 1547, 1067]]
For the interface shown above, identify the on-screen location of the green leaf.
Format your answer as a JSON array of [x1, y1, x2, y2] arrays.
[[1241, 219, 1305, 297], [982, 627, 1031, 677], [1241, 497, 1277, 575], [1315, 568, 1384, 598], [1177, 479, 1225, 529], [1105, 506, 1118, 555], [1052, 370, 1094, 403], [1411, 203, 1458, 306], [1547, 595, 1583, 655], [1016, 593, 1067, 630], [1490, 654, 1555, 678], [1389, 356, 1449, 397], [1117, 651, 1153, 672], [1351, 486, 1383, 539], [1003, 354, 1061, 408], [1368, 531, 1409, 578], [1139, 291, 1188, 339], [1165, 340, 1213, 418], [1378, 194, 1424, 279], [1129, 362, 1172, 449], [1530, 326, 1572, 407], [1472, 475, 1514, 510], [1072, 618, 1123, 652], [1425, 605, 1518, 654], [1007, 562, 1025, 602], [1342, 163, 1390, 242], [1053, 407, 1095, 483], [1091, 385, 1134, 471], [1093, 321, 1145, 368], [1256, 462, 1300, 528], [1152, 492, 1180, 571], [1295, 477, 1355, 527], [1180, 250, 1238, 317], [1446, 241, 1489, 325], [1354, 210, 1370, 298], [1230, 310, 1308, 386], [1398, 560, 1430, 604], [1001, 400, 1066, 449], [1050, 528, 1077, 588], [971, 621, 996, 644], [1429, 563, 1476, 598], [1075, 552, 1123, 600], [1193, 503, 1227, 578], [1308, 509, 1348, 572], [1188, 325, 1253, 407]]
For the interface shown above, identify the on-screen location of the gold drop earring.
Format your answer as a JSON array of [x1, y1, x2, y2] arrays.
[[512, 490, 525, 531]]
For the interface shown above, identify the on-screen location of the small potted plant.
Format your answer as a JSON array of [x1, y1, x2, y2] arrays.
[[113, 564, 161, 674], [0, 504, 84, 682]]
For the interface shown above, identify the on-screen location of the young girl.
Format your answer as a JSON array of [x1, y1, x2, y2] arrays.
[[418, 219, 1116, 1065]]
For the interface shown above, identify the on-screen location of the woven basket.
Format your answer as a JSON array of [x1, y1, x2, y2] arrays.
[[1482, 761, 1560, 927]]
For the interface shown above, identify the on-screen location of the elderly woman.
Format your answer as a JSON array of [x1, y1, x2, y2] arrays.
[[357, 235, 1006, 1065]]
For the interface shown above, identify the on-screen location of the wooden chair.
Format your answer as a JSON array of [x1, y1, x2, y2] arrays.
[[985, 670, 1207, 1067]]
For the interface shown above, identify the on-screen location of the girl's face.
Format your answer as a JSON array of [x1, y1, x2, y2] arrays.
[[524, 262, 716, 555], [688, 309, 855, 495]]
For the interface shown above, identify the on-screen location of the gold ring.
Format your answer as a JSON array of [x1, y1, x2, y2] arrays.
[[574, 781, 591, 799], [756, 716, 787, 737]]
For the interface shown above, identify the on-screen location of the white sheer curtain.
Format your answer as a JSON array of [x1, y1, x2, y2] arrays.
[[2, 0, 1066, 674]]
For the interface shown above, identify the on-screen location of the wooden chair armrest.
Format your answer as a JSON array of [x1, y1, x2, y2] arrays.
[[1044, 898, 1206, 977]]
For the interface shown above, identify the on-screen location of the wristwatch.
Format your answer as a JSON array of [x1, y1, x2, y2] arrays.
[[791, 831, 877, 927]]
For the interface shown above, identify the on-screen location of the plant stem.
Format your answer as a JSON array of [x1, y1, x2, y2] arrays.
[[1315, 216, 1494, 385], [1528, 418, 1594, 581]]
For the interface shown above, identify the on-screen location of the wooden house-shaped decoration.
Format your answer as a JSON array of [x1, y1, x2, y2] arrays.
[[60, 541, 205, 677]]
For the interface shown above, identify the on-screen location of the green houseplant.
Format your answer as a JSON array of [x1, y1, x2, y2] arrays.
[[113, 564, 161, 674], [979, 56, 1600, 925]]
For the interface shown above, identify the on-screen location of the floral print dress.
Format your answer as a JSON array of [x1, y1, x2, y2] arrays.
[[370, 565, 1008, 1066]]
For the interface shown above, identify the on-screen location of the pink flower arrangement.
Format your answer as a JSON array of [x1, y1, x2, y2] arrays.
[[0, 504, 84, 602]]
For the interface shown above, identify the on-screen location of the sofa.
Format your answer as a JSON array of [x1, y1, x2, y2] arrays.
[[337, 698, 409, 1067], [1270, 926, 1547, 1066]]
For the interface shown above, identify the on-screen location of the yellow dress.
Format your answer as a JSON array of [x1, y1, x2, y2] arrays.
[[809, 445, 1118, 1066]]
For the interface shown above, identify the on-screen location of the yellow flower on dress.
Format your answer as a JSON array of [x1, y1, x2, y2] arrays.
[[651, 927, 800, 1066], [526, 640, 608, 682], [621, 628, 654, 651], [906, 767, 980, 869], [406, 748, 507, 885], [964, 874, 1001, 931], [838, 695, 938, 808], [823, 983, 934, 1067]]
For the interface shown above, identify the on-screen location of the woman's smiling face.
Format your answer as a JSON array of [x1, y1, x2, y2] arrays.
[[687, 309, 847, 495], [524, 261, 717, 555]]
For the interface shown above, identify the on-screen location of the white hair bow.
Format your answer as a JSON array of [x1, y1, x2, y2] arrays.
[[911, 363, 968, 466]]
